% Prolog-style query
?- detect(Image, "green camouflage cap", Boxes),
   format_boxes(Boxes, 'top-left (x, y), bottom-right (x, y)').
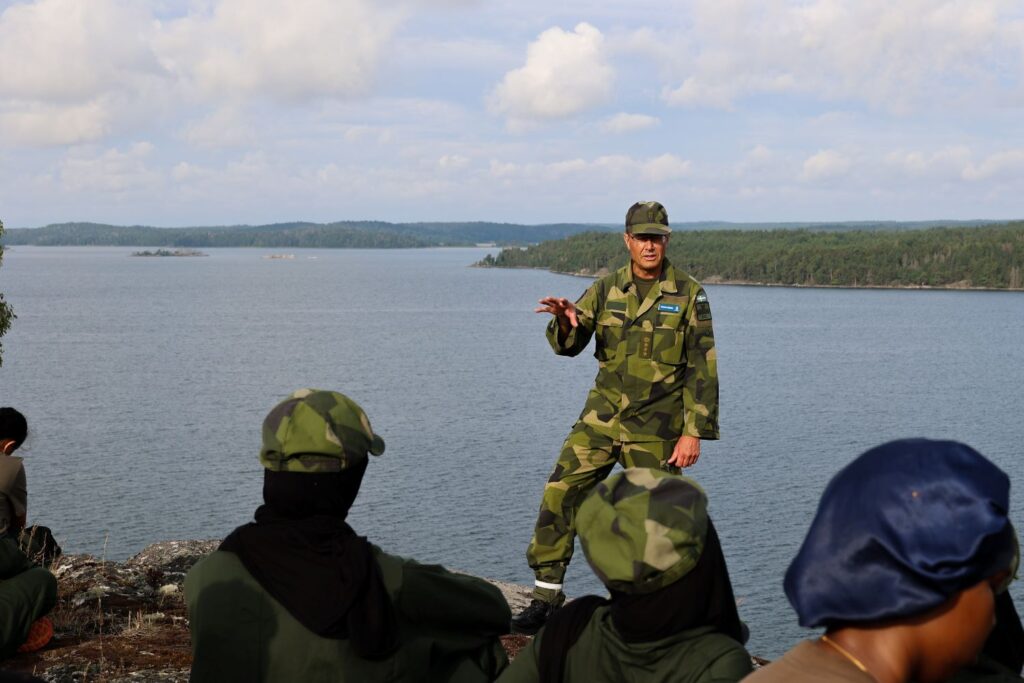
top-left (259, 388), bottom-right (385, 473)
top-left (577, 468), bottom-right (708, 595)
top-left (625, 201), bottom-right (671, 236)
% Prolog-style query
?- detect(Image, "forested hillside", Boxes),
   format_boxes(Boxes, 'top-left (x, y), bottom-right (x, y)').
top-left (3, 219), bottom-right (1009, 249)
top-left (480, 224), bottom-right (1024, 290)
top-left (0, 221), bottom-right (617, 247)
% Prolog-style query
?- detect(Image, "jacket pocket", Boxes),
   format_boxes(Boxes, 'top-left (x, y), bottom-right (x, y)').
top-left (594, 312), bottom-right (625, 362)
top-left (653, 326), bottom-right (685, 365)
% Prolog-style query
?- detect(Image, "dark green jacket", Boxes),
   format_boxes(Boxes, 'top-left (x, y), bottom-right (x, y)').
top-left (497, 606), bottom-right (751, 683)
top-left (548, 260), bottom-right (719, 442)
top-left (185, 548), bottom-right (510, 682)
top-left (0, 536), bottom-right (56, 659)
top-left (943, 655), bottom-right (1024, 682)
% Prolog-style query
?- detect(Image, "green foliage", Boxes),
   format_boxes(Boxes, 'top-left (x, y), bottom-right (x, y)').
top-left (481, 224), bottom-right (1024, 290)
top-left (0, 220), bottom-right (14, 366)
top-left (0, 221), bottom-right (617, 248)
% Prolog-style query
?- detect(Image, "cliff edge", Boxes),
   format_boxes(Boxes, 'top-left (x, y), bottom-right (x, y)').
top-left (3, 541), bottom-right (534, 682)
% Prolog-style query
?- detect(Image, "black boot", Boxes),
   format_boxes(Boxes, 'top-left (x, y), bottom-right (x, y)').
top-left (511, 598), bottom-right (563, 635)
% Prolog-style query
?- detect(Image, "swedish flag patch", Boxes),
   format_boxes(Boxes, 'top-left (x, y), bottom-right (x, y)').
top-left (695, 290), bottom-right (712, 321)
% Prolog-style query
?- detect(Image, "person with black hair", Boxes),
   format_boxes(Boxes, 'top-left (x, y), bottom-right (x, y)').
top-left (0, 407), bottom-right (57, 658)
top-left (0, 407), bottom-right (28, 538)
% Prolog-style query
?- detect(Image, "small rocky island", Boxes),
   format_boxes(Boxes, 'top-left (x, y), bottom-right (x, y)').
top-left (130, 249), bottom-right (207, 257)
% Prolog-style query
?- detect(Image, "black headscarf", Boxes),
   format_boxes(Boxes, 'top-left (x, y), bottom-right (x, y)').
top-left (610, 519), bottom-right (745, 643)
top-left (219, 462), bottom-right (399, 659)
top-left (983, 590), bottom-right (1024, 674)
top-left (539, 518), bottom-right (746, 683)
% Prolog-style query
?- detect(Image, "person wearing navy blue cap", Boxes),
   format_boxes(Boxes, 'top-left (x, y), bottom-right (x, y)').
top-left (746, 439), bottom-right (1019, 683)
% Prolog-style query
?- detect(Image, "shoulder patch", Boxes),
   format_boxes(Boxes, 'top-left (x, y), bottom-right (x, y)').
top-left (694, 290), bottom-right (712, 321)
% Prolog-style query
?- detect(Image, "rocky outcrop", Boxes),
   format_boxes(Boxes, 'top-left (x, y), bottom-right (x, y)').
top-left (4, 541), bottom-right (534, 682)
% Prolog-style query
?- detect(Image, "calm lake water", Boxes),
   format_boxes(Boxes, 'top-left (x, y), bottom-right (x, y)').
top-left (1, 246), bottom-right (1022, 657)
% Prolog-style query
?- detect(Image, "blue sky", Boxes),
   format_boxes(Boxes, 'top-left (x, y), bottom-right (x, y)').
top-left (1, 0), bottom-right (1023, 227)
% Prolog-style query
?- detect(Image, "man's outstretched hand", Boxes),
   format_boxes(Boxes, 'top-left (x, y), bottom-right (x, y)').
top-left (535, 296), bottom-right (579, 335)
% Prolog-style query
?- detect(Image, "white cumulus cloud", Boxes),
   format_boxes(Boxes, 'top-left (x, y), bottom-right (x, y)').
top-left (181, 107), bottom-right (257, 149)
top-left (885, 146), bottom-right (972, 178)
top-left (486, 153), bottom-right (691, 184)
top-left (0, 0), bottom-right (162, 102)
top-left (58, 143), bottom-right (162, 193)
top-left (438, 154), bottom-right (470, 170)
top-left (600, 112), bottom-right (660, 134)
top-left (659, 0), bottom-right (1024, 113)
top-left (0, 0), bottom-right (404, 147)
top-left (800, 149), bottom-right (851, 181)
top-left (488, 22), bottom-right (613, 125)
top-left (156, 0), bottom-right (403, 103)
top-left (0, 100), bottom-right (112, 147)
top-left (962, 149), bottom-right (1024, 181)
top-left (642, 153), bottom-right (692, 181)
top-left (0, 0), bottom-right (167, 146)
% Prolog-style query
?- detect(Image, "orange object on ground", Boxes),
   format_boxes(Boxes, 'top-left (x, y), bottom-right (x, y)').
top-left (17, 616), bottom-right (53, 653)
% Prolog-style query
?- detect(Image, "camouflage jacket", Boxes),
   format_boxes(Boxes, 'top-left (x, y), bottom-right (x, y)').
top-left (547, 260), bottom-right (719, 442)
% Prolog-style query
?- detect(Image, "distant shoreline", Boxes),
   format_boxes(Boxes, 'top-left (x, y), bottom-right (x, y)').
top-left (5, 244), bottom-right (498, 250)
top-left (487, 265), bottom-right (1024, 293)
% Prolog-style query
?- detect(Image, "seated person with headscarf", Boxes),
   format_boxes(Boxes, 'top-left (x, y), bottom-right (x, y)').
top-left (746, 439), bottom-right (1019, 683)
top-left (185, 389), bottom-right (511, 682)
top-left (498, 467), bottom-right (753, 683)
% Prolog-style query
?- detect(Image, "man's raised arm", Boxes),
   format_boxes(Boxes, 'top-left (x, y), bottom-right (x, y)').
top-left (537, 285), bottom-right (598, 357)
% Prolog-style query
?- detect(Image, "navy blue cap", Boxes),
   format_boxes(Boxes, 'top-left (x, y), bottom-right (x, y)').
top-left (785, 438), bottom-right (1016, 628)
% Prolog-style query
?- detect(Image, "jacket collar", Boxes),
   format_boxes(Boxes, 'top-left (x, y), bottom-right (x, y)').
top-left (618, 258), bottom-right (678, 295)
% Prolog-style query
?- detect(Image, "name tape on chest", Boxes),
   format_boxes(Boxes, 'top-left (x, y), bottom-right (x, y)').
top-left (657, 303), bottom-right (681, 313)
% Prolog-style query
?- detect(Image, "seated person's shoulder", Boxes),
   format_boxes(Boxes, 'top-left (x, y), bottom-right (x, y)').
top-left (691, 630), bottom-right (754, 680)
top-left (185, 549), bottom-right (253, 596)
top-left (381, 549), bottom-right (510, 630)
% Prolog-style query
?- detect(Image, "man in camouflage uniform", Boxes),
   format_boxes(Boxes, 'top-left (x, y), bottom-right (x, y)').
top-left (512, 201), bottom-right (719, 634)
top-left (186, 389), bottom-right (510, 682)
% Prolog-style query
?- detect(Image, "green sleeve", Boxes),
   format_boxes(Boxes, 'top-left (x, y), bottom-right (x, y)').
top-left (11, 465), bottom-right (26, 520)
top-left (682, 287), bottom-right (720, 439)
top-left (702, 647), bottom-right (754, 682)
top-left (397, 559), bottom-right (511, 635)
top-left (395, 558), bottom-right (511, 681)
top-left (942, 654), bottom-right (1024, 682)
top-left (495, 631), bottom-right (541, 683)
top-left (546, 281), bottom-right (600, 357)
top-left (0, 536), bottom-right (34, 579)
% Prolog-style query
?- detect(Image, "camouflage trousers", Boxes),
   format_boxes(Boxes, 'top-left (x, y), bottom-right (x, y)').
top-left (525, 424), bottom-right (680, 601)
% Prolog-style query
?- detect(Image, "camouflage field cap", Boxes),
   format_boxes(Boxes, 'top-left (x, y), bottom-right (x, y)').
top-left (625, 201), bottom-right (671, 236)
top-left (259, 388), bottom-right (385, 473)
top-left (577, 468), bottom-right (708, 595)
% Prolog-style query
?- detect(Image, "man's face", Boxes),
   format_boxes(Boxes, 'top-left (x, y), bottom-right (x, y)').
top-left (623, 231), bottom-right (668, 277)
